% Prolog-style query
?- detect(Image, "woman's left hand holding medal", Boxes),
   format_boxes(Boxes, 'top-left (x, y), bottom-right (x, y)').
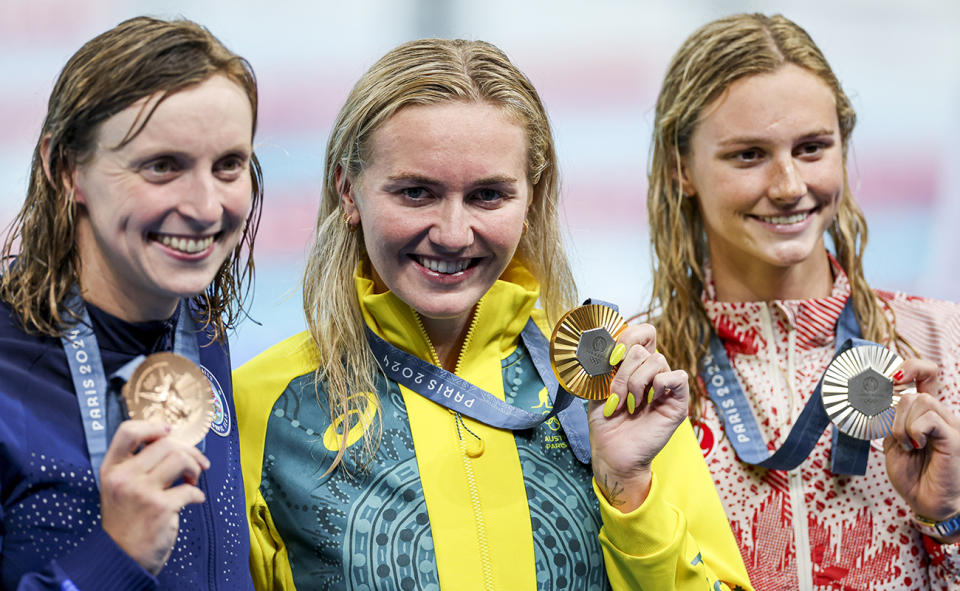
top-left (588, 323), bottom-right (689, 513)
top-left (883, 358), bottom-right (960, 543)
top-left (99, 420), bottom-right (211, 575)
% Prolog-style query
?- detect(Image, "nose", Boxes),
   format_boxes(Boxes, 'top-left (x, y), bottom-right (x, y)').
top-left (428, 199), bottom-right (474, 252)
top-left (768, 157), bottom-right (806, 203)
top-left (177, 171), bottom-right (223, 226)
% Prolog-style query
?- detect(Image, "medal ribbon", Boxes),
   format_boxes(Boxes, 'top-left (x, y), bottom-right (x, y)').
top-left (700, 299), bottom-right (873, 475)
top-left (366, 317), bottom-right (592, 463)
top-left (60, 294), bottom-right (200, 488)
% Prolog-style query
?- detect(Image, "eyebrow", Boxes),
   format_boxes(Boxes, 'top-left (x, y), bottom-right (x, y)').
top-left (386, 173), bottom-right (521, 187)
top-left (718, 128), bottom-right (837, 147)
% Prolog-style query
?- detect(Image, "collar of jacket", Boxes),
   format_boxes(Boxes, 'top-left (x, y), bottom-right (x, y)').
top-left (702, 251), bottom-right (852, 353)
top-left (353, 257), bottom-right (544, 589)
top-left (354, 258), bottom-right (542, 369)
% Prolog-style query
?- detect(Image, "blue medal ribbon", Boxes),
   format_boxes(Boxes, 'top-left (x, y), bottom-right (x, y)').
top-left (700, 299), bottom-right (873, 475)
top-left (60, 294), bottom-right (201, 487)
top-left (366, 317), bottom-right (592, 463)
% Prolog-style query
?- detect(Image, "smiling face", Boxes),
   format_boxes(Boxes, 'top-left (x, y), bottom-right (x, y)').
top-left (343, 101), bottom-right (530, 343)
top-left (71, 74), bottom-right (253, 321)
top-left (681, 64), bottom-right (845, 299)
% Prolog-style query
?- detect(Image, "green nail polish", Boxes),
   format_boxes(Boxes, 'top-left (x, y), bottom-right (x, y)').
top-left (627, 392), bottom-right (636, 414)
top-left (647, 386), bottom-right (655, 404)
top-left (608, 343), bottom-right (626, 366)
top-left (603, 393), bottom-right (620, 418)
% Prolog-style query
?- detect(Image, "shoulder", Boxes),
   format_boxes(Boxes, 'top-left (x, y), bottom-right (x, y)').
top-left (233, 331), bottom-right (319, 436)
top-left (530, 307), bottom-right (550, 337)
top-left (0, 298), bottom-right (61, 381)
top-left (875, 289), bottom-right (960, 358)
top-left (233, 331), bottom-right (320, 506)
top-left (234, 331), bottom-right (319, 397)
top-left (876, 289), bottom-right (960, 319)
top-left (0, 298), bottom-right (31, 345)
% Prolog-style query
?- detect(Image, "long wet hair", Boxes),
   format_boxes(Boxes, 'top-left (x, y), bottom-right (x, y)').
top-left (0, 16), bottom-right (263, 341)
top-left (646, 13), bottom-right (908, 414)
top-left (304, 38), bottom-right (577, 470)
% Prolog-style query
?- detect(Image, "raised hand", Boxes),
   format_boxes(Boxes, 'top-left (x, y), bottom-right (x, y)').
top-left (884, 358), bottom-right (960, 542)
top-left (99, 420), bottom-right (210, 574)
top-left (588, 323), bottom-right (689, 513)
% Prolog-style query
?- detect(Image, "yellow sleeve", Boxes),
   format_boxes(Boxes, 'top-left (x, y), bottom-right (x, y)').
top-left (234, 331), bottom-right (319, 591)
top-left (596, 420), bottom-right (753, 590)
top-left (248, 489), bottom-right (297, 590)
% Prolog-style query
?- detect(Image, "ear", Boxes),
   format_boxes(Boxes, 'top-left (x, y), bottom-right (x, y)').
top-left (674, 156), bottom-right (696, 198)
top-left (41, 135), bottom-right (83, 204)
top-left (335, 165), bottom-right (359, 223)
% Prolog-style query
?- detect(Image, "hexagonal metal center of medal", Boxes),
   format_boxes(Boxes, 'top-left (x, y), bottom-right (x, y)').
top-left (575, 327), bottom-right (615, 377)
top-left (847, 367), bottom-right (893, 417)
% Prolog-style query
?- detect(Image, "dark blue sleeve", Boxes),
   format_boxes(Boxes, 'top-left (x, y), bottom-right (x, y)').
top-left (8, 517), bottom-right (157, 590)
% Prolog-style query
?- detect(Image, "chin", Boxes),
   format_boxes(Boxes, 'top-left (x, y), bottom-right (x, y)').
top-left (155, 276), bottom-right (218, 300)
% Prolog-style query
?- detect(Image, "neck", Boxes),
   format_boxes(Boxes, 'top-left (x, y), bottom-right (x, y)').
top-left (420, 309), bottom-right (475, 372)
top-left (79, 281), bottom-right (179, 323)
top-left (78, 265), bottom-right (179, 325)
top-left (710, 249), bottom-right (834, 302)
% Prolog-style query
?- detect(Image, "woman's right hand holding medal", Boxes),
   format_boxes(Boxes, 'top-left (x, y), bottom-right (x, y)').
top-left (884, 359), bottom-right (960, 543)
top-left (587, 323), bottom-right (690, 513)
top-left (98, 420), bottom-right (210, 575)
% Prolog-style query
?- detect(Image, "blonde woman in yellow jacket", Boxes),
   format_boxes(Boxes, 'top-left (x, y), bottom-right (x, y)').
top-left (235, 38), bottom-right (752, 591)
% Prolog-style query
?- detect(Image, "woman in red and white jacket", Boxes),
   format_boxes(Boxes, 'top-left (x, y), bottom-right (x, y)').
top-left (645, 13), bottom-right (960, 590)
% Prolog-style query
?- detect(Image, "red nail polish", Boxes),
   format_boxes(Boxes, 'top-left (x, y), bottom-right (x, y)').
top-left (893, 370), bottom-right (904, 382)
top-left (911, 438), bottom-right (921, 449)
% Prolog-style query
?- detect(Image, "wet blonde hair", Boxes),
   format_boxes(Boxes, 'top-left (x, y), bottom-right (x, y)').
top-left (0, 16), bottom-right (262, 340)
top-left (647, 13), bottom-right (908, 413)
top-left (303, 38), bottom-right (576, 470)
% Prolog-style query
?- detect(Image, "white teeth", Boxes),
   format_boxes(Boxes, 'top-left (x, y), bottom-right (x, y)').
top-left (158, 234), bottom-right (214, 254)
top-left (758, 212), bottom-right (809, 225)
top-left (419, 256), bottom-right (470, 274)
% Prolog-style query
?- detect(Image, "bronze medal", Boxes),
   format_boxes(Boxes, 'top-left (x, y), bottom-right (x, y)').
top-left (122, 352), bottom-right (213, 446)
top-left (549, 304), bottom-right (628, 400)
top-left (821, 345), bottom-right (914, 440)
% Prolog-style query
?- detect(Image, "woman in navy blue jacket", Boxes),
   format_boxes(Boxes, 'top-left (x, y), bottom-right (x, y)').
top-left (0, 17), bottom-right (261, 590)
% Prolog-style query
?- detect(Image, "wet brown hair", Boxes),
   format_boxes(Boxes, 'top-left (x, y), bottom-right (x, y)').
top-left (646, 13), bottom-right (908, 414)
top-left (0, 16), bottom-right (262, 340)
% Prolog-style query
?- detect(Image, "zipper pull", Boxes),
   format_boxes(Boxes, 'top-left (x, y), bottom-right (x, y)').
top-left (455, 412), bottom-right (484, 457)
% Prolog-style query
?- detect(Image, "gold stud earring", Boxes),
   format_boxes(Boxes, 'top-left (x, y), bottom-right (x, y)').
top-left (522, 219), bottom-right (529, 235)
top-left (343, 212), bottom-right (357, 232)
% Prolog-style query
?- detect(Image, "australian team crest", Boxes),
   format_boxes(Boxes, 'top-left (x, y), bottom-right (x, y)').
top-left (200, 365), bottom-right (231, 437)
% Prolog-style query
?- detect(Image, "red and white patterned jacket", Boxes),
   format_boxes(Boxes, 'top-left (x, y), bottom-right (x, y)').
top-left (697, 261), bottom-right (960, 590)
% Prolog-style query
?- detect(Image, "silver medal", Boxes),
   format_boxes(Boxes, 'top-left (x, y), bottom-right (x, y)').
top-left (821, 345), bottom-right (914, 440)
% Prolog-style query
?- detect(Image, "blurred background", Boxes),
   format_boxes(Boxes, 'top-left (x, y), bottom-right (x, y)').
top-left (2, 0), bottom-right (958, 366)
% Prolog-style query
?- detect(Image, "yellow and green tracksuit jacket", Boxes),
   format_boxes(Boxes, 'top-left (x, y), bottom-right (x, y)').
top-left (235, 261), bottom-right (752, 590)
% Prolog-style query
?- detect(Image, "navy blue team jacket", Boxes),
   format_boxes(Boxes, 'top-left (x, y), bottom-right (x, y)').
top-left (0, 298), bottom-right (253, 590)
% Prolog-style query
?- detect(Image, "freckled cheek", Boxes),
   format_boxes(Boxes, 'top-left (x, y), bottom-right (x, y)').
top-left (806, 174), bottom-right (844, 204)
top-left (696, 191), bottom-right (745, 229)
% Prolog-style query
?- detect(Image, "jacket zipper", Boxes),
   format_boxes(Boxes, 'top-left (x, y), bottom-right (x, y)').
top-left (762, 304), bottom-right (813, 589)
top-left (200, 473), bottom-right (218, 591)
top-left (411, 301), bottom-right (495, 590)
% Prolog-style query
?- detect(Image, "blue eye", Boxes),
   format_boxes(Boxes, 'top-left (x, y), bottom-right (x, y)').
top-left (476, 189), bottom-right (502, 202)
top-left (401, 187), bottom-right (428, 199)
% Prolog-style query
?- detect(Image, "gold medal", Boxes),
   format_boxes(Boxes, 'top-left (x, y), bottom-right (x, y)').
top-left (122, 352), bottom-right (214, 446)
top-left (821, 345), bottom-right (914, 440)
top-left (549, 304), bottom-right (628, 400)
